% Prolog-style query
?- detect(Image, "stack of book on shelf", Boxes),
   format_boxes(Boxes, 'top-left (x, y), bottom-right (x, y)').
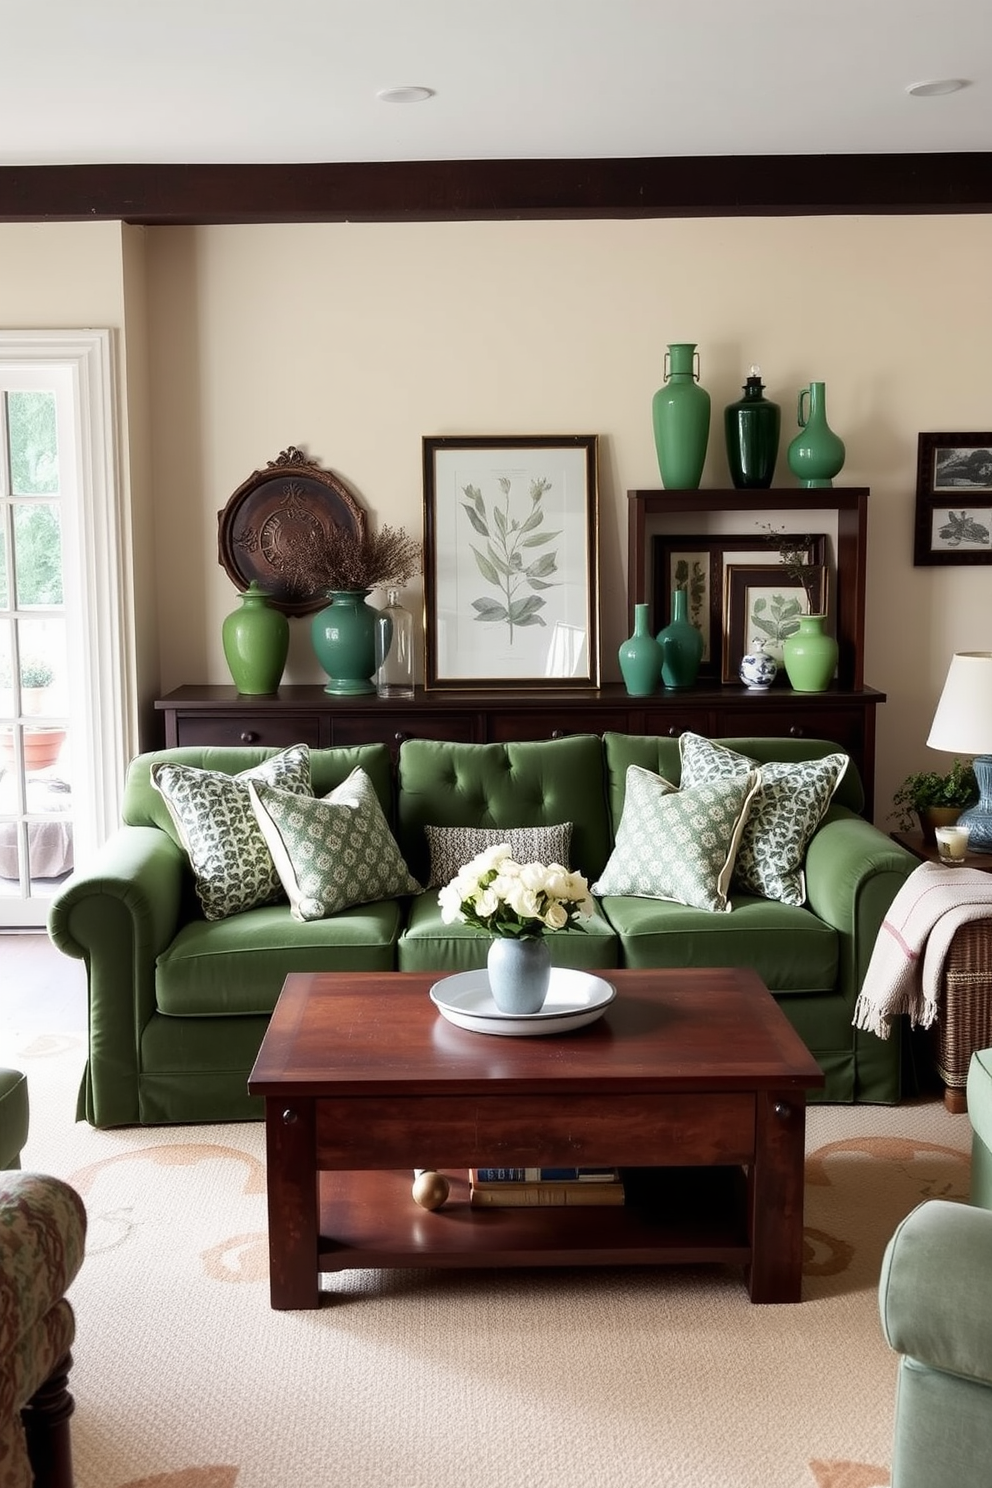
top-left (468, 1166), bottom-right (625, 1207)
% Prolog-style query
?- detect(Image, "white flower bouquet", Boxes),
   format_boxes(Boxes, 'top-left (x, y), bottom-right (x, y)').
top-left (438, 842), bottom-right (595, 938)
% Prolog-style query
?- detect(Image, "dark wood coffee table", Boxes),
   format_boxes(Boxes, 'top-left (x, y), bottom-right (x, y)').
top-left (248, 966), bottom-right (824, 1309)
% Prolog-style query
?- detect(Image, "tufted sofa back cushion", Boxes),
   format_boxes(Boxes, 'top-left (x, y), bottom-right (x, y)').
top-left (122, 743), bottom-right (394, 846)
top-left (396, 734), bottom-right (612, 887)
top-left (602, 732), bottom-right (865, 830)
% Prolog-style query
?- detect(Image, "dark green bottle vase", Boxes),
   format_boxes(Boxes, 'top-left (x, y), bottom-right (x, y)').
top-left (618, 603), bottom-right (663, 696)
top-left (221, 580), bottom-right (289, 695)
top-left (311, 589), bottom-right (378, 695)
top-left (656, 588), bottom-right (704, 690)
top-left (652, 342), bottom-right (711, 489)
top-left (724, 368), bottom-right (780, 489)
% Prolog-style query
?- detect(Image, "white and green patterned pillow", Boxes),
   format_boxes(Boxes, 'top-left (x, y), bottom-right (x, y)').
top-left (249, 766), bottom-right (422, 922)
top-left (590, 764), bottom-right (760, 913)
top-left (425, 823), bottom-right (573, 889)
top-left (678, 732), bottom-right (849, 907)
top-left (151, 744), bottom-right (312, 921)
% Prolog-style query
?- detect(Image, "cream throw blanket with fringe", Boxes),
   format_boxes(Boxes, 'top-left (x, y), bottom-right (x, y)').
top-left (853, 860), bottom-right (992, 1038)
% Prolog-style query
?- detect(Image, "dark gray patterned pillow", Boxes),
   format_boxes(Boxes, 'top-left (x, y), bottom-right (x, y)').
top-left (249, 767), bottom-right (421, 921)
top-left (150, 745), bottom-right (311, 920)
top-left (425, 823), bottom-right (573, 889)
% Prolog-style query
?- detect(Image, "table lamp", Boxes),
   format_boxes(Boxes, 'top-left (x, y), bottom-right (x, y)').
top-left (927, 651), bottom-right (992, 852)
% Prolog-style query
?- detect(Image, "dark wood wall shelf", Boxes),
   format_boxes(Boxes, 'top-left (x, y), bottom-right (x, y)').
top-left (155, 680), bottom-right (885, 816)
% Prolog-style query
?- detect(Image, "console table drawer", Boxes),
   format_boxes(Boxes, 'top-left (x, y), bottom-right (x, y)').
top-left (329, 713), bottom-right (477, 748)
top-left (172, 714), bottom-right (322, 748)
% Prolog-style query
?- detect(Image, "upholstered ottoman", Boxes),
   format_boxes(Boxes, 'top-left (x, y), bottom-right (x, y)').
top-left (967, 1048), bottom-right (992, 1209)
top-left (0, 1072), bottom-right (29, 1171)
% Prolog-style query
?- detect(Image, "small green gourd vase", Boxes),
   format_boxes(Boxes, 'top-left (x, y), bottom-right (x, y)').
top-left (652, 342), bottom-right (711, 489)
top-left (618, 603), bottom-right (663, 696)
top-left (657, 588), bottom-right (704, 690)
top-left (221, 581), bottom-right (289, 695)
top-left (782, 614), bottom-right (838, 693)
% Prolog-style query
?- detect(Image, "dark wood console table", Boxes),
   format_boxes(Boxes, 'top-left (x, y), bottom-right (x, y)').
top-left (156, 681), bottom-right (885, 816)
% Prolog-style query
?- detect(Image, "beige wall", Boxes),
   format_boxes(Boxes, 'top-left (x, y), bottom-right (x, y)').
top-left (5, 215), bottom-right (992, 825)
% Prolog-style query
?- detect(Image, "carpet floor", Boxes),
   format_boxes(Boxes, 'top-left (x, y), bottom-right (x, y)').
top-left (13, 1028), bottom-right (972, 1488)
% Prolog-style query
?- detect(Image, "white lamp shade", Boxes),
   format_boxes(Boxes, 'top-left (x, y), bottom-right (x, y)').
top-left (927, 652), bottom-right (992, 754)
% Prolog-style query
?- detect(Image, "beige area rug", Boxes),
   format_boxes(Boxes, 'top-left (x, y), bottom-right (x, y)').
top-left (12, 1029), bottom-right (972, 1488)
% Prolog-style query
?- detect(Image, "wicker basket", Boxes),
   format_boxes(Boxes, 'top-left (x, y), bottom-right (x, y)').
top-left (931, 919), bottom-right (992, 1092)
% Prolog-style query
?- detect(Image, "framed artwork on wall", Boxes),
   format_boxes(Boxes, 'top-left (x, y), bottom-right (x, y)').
top-left (653, 533), bottom-right (826, 680)
top-left (422, 434), bottom-right (600, 690)
top-left (914, 432), bottom-right (992, 565)
top-left (723, 562), bottom-right (826, 683)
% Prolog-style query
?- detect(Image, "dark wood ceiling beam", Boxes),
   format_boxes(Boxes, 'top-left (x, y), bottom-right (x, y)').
top-left (0, 153), bottom-right (990, 224)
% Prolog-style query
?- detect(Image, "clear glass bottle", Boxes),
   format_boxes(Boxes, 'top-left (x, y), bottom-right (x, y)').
top-left (374, 589), bottom-right (416, 698)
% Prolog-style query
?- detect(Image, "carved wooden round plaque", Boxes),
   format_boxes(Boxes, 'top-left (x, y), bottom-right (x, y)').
top-left (217, 447), bottom-right (367, 616)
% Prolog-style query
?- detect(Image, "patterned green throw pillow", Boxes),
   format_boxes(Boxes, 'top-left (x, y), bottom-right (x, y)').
top-left (150, 744), bottom-right (312, 921)
top-left (591, 764), bottom-right (760, 913)
top-left (678, 732), bottom-right (849, 907)
top-left (249, 767), bottom-right (422, 922)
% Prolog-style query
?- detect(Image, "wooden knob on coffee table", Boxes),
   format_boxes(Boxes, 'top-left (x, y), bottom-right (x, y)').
top-left (412, 1169), bottom-right (450, 1210)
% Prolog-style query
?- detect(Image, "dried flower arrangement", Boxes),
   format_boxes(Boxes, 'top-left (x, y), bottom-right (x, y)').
top-left (759, 524), bottom-right (822, 613)
top-left (285, 522), bottom-right (421, 596)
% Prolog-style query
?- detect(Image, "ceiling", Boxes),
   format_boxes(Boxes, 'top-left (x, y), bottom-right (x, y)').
top-left (2, 0), bottom-right (990, 168)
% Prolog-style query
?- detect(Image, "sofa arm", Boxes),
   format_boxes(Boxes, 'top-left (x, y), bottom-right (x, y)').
top-left (0, 1173), bottom-right (86, 1361)
top-left (803, 810), bottom-right (918, 1007)
top-left (47, 826), bottom-right (186, 1127)
top-left (880, 1199), bottom-right (992, 1387)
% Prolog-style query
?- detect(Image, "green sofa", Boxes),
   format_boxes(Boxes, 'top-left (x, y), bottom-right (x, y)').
top-left (48, 732), bottom-right (917, 1127)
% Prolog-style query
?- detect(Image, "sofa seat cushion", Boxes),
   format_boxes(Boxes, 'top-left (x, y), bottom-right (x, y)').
top-left (398, 891), bottom-right (619, 974)
top-left (598, 893), bottom-right (838, 992)
top-left (155, 900), bottom-right (403, 1016)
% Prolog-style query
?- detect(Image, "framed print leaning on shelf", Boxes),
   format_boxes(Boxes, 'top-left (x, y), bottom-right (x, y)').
top-left (914, 432), bottom-right (992, 565)
top-left (423, 434), bottom-right (600, 689)
top-left (653, 533), bottom-right (826, 680)
top-left (723, 562), bottom-right (826, 683)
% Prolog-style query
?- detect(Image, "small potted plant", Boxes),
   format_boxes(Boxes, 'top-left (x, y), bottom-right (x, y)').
top-left (889, 758), bottom-right (979, 844)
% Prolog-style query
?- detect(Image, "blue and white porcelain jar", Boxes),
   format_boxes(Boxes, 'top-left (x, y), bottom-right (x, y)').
top-left (739, 642), bottom-right (778, 691)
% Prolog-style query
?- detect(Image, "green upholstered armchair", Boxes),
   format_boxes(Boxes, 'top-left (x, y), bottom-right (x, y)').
top-left (879, 1197), bottom-right (992, 1488)
top-left (0, 1070), bottom-right (87, 1488)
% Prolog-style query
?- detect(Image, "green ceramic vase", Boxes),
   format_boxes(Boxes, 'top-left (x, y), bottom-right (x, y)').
top-left (724, 367), bottom-right (780, 489)
top-left (311, 589), bottom-right (378, 695)
top-left (786, 381), bottom-right (845, 488)
top-left (782, 614), bottom-right (838, 693)
top-left (657, 588), bottom-right (704, 690)
top-left (221, 580), bottom-right (289, 695)
top-left (652, 342), bottom-right (711, 489)
top-left (618, 603), bottom-right (663, 696)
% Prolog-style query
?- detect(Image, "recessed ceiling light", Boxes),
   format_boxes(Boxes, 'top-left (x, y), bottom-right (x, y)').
top-left (906, 78), bottom-right (970, 97)
top-left (376, 86), bottom-right (434, 105)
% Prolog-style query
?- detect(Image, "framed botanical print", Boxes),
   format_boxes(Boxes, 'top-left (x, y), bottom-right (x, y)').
top-left (914, 432), bottom-right (992, 565)
top-left (423, 434), bottom-right (600, 689)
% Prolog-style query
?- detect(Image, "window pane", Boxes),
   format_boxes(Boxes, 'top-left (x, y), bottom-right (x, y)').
top-left (0, 524), bottom-right (7, 609)
top-left (0, 619), bottom-right (11, 718)
top-left (18, 617), bottom-right (67, 716)
top-left (7, 391), bottom-right (60, 495)
top-left (13, 502), bottom-right (63, 606)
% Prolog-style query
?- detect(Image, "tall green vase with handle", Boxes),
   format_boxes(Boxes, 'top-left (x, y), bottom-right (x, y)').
top-left (787, 381), bottom-right (845, 488)
top-left (652, 342), bottom-right (711, 489)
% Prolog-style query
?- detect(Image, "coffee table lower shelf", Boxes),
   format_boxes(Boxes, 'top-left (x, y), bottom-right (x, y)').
top-left (316, 1167), bottom-right (751, 1276)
